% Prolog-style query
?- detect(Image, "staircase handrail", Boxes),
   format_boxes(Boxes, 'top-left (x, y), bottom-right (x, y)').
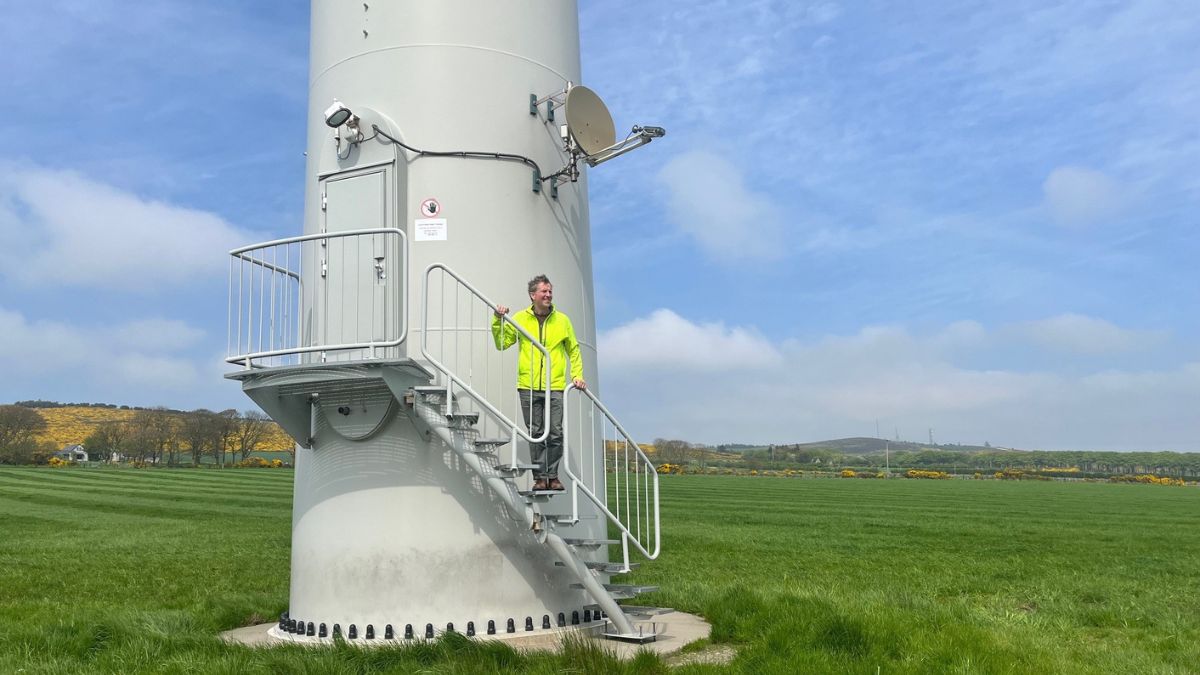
top-left (420, 263), bottom-right (550, 444)
top-left (561, 383), bottom-right (661, 561)
top-left (227, 227), bottom-right (409, 368)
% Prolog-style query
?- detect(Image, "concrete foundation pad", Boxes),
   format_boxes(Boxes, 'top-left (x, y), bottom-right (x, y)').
top-left (221, 610), bottom-right (712, 661)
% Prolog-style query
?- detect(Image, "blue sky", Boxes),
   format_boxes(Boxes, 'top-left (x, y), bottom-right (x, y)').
top-left (1, 1), bottom-right (1197, 451)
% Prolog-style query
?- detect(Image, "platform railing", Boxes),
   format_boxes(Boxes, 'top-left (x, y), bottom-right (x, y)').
top-left (227, 228), bottom-right (408, 369)
top-left (420, 264), bottom-right (550, 460)
top-left (562, 380), bottom-right (660, 566)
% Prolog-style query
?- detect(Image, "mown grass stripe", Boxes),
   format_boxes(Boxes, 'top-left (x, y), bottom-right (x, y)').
top-left (0, 484), bottom-right (287, 523)
top-left (0, 472), bottom-right (293, 504)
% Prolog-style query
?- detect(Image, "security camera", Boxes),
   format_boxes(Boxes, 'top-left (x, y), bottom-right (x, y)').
top-left (324, 100), bottom-right (355, 128)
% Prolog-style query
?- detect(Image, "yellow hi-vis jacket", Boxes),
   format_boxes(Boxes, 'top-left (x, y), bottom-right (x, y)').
top-left (491, 305), bottom-right (584, 390)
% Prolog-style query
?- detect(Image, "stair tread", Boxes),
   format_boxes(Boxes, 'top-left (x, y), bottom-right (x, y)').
top-left (562, 537), bottom-right (619, 546)
top-left (472, 438), bottom-right (512, 446)
top-left (554, 561), bottom-right (639, 570)
top-left (495, 463), bottom-right (540, 471)
top-left (604, 584), bottom-right (659, 592)
top-left (571, 583), bottom-right (659, 591)
top-left (516, 491), bottom-right (552, 501)
top-left (617, 605), bottom-right (674, 617)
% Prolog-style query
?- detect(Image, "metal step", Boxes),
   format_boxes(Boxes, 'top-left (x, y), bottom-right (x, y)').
top-left (555, 561), bottom-right (638, 572)
top-left (569, 583), bottom-right (657, 599)
top-left (561, 538), bottom-right (618, 548)
top-left (605, 584), bottom-right (659, 595)
top-left (604, 626), bottom-right (659, 644)
top-left (446, 408), bottom-right (477, 422)
top-left (494, 462), bottom-right (540, 473)
top-left (472, 438), bottom-right (511, 448)
top-left (411, 386), bottom-right (451, 404)
top-left (617, 605), bottom-right (674, 618)
top-left (545, 513), bottom-right (599, 523)
top-left (516, 490), bottom-right (552, 502)
top-left (572, 583), bottom-right (658, 600)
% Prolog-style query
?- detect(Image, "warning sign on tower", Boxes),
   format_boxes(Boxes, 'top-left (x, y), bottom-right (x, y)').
top-left (419, 198), bottom-right (441, 217)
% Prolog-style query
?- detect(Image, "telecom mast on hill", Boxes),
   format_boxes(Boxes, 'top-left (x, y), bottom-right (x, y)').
top-left (225, 1), bottom-right (666, 643)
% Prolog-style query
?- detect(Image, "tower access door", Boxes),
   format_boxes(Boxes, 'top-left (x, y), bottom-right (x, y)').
top-left (317, 165), bottom-right (404, 361)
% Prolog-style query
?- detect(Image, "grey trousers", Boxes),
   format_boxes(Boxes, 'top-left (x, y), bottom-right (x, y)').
top-left (519, 389), bottom-right (563, 479)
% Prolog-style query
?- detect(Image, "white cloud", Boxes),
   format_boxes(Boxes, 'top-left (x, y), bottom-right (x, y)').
top-left (599, 309), bottom-right (781, 371)
top-left (1015, 313), bottom-right (1158, 355)
top-left (111, 319), bottom-right (207, 351)
top-left (657, 151), bottom-right (786, 261)
top-left (1042, 166), bottom-right (1125, 227)
top-left (0, 306), bottom-right (230, 408)
top-left (594, 309), bottom-right (1198, 451)
top-left (0, 165), bottom-right (255, 290)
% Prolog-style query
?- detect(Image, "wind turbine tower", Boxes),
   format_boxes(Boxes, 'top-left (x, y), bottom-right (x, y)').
top-left (225, 0), bottom-right (666, 643)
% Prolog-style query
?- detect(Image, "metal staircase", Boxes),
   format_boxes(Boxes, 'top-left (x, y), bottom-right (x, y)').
top-left (225, 240), bottom-right (664, 641)
top-left (419, 264), bottom-right (664, 642)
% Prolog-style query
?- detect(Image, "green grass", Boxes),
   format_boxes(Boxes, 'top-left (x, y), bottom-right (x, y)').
top-left (1, 469), bottom-right (1197, 673)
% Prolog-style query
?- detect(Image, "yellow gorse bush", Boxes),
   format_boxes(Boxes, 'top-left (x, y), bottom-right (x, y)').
top-left (1110, 474), bottom-right (1186, 486)
top-left (906, 469), bottom-right (951, 480)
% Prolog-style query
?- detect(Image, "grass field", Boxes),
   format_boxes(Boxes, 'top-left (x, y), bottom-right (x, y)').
top-left (1, 468), bottom-right (1197, 673)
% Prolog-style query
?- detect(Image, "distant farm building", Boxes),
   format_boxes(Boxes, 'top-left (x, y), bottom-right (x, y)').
top-left (55, 444), bottom-right (88, 462)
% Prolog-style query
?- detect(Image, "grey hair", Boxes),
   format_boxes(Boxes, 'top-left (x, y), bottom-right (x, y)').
top-left (527, 274), bottom-right (551, 295)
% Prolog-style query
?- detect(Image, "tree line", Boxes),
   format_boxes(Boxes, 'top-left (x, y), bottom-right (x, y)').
top-left (0, 404), bottom-right (284, 467)
top-left (650, 437), bottom-right (1200, 478)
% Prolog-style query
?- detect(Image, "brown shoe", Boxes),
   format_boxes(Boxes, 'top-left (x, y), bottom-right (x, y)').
top-left (532, 478), bottom-right (549, 491)
top-left (548, 478), bottom-right (565, 491)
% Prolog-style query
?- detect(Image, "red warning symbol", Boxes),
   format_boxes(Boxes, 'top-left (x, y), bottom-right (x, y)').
top-left (420, 198), bottom-right (441, 217)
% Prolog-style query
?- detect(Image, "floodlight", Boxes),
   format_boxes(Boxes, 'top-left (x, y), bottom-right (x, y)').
top-left (324, 100), bottom-right (354, 128)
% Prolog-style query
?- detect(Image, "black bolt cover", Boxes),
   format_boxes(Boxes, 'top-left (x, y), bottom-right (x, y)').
top-left (296, 621), bottom-right (305, 635)
top-left (572, 611), bottom-right (580, 625)
top-left (366, 625), bottom-right (375, 639)
top-left (584, 609), bottom-right (592, 622)
top-left (404, 624), bottom-right (414, 639)
top-left (487, 620), bottom-right (496, 635)
top-left (446, 622), bottom-right (455, 633)
top-left (306, 622), bottom-right (315, 637)
top-left (557, 612), bottom-right (566, 627)
top-left (506, 618), bottom-right (515, 633)
top-left (385, 624), bottom-right (394, 640)
top-left (466, 621), bottom-right (475, 637)
top-left (333, 623), bottom-right (341, 637)
top-left (425, 623), bottom-right (434, 639)
top-left (319, 623), bottom-right (328, 638)
top-left (542, 615), bottom-right (551, 629)
top-left (348, 624), bottom-right (358, 639)
top-left (525, 616), bottom-right (534, 631)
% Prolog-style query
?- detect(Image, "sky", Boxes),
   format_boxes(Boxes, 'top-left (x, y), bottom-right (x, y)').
top-left (1, 1), bottom-right (1197, 451)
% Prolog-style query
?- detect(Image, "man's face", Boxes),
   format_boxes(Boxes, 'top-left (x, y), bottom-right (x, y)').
top-left (530, 282), bottom-right (553, 312)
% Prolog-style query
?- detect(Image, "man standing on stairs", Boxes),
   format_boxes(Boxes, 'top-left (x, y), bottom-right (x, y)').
top-left (492, 274), bottom-right (586, 492)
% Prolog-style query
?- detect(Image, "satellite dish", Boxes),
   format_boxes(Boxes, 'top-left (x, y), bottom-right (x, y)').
top-left (564, 85), bottom-right (616, 157)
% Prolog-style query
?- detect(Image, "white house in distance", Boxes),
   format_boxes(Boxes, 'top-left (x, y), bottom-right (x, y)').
top-left (55, 444), bottom-right (88, 462)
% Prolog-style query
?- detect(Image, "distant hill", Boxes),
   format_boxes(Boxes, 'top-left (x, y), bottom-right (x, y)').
top-left (29, 406), bottom-right (294, 451)
top-left (787, 437), bottom-right (1001, 455)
